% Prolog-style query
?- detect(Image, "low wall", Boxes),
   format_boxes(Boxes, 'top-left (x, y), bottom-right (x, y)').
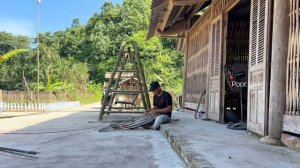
top-left (0, 101), bottom-right (80, 112)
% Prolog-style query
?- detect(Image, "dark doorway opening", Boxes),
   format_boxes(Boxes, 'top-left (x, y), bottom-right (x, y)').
top-left (223, 0), bottom-right (250, 127)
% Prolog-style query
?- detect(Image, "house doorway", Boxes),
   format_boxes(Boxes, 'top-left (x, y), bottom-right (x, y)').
top-left (222, 0), bottom-right (250, 129)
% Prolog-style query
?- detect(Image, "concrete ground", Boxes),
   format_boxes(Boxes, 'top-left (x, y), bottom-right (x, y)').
top-left (2, 103), bottom-right (300, 168)
top-left (161, 111), bottom-right (300, 168)
top-left (0, 104), bottom-right (184, 168)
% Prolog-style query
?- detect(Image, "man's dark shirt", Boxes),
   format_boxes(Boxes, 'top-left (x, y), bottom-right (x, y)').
top-left (153, 91), bottom-right (173, 117)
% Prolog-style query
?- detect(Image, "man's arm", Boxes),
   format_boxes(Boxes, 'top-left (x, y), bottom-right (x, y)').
top-left (144, 107), bottom-right (157, 114)
top-left (149, 105), bottom-right (172, 116)
top-left (145, 95), bottom-right (158, 114)
top-left (155, 106), bottom-right (172, 113)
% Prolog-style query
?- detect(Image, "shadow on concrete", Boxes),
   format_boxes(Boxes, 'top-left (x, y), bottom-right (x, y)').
top-left (0, 105), bottom-right (183, 168)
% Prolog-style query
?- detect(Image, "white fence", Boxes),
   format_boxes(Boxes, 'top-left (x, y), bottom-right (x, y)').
top-left (0, 101), bottom-right (80, 112)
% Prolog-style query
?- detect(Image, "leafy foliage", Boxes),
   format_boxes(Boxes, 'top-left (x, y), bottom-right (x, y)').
top-left (0, 49), bottom-right (29, 63)
top-left (0, 0), bottom-right (183, 103)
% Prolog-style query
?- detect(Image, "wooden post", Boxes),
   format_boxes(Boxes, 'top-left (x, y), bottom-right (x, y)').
top-left (0, 89), bottom-right (2, 102)
top-left (182, 16), bottom-right (192, 109)
top-left (133, 57), bottom-right (147, 110)
top-left (135, 44), bottom-right (151, 109)
top-left (260, 0), bottom-right (289, 144)
top-left (182, 30), bottom-right (188, 109)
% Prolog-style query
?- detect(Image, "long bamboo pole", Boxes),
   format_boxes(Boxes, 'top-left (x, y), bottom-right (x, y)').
top-left (295, 0), bottom-right (300, 116)
top-left (287, 0), bottom-right (293, 115)
top-left (37, 0), bottom-right (40, 104)
top-left (98, 43), bottom-right (125, 120)
top-left (133, 58), bottom-right (147, 110)
top-left (291, 0), bottom-right (297, 115)
top-left (134, 44), bottom-right (151, 109)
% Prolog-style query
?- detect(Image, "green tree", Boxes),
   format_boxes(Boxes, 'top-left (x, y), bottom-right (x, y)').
top-left (0, 0), bottom-right (184, 103)
top-left (0, 32), bottom-right (32, 90)
top-left (0, 49), bottom-right (29, 63)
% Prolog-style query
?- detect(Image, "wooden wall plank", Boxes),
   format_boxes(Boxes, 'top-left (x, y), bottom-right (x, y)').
top-left (283, 115), bottom-right (300, 134)
top-left (184, 12), bottom-right (211, 104)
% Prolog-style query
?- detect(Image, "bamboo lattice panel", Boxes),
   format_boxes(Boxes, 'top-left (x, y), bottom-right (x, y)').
top-left (286, 0), bottom-right (300, 116)
top-left (185, 14), bottom-right (211, 103)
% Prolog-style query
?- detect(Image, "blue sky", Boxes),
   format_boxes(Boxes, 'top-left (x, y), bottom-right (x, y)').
top-left (0, 0), bottom-right (123, 37)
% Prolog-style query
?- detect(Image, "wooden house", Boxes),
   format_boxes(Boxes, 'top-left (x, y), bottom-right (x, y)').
top-left (103, 73), bottom-right (141, 108)
top-left (114, 78), bottom-right (141, 107)
top-left (148, 0), bottom-right (299, 147)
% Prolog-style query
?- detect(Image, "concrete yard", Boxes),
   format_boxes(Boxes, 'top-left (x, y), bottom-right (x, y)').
top-left (0, 104), bottom-right (184, 168)
top-left (2, 103), bottom-right (300, 168)
top-left (161, 112), bottom-right (300, 168)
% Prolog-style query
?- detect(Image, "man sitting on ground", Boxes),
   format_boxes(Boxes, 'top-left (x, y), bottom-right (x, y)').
top-left (144, 81), bottom-right (173, 130)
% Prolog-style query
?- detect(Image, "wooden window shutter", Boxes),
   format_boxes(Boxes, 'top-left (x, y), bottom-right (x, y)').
top-left (250, 0), bottom-right (258, 66)
top-left (257, 0), bottom-right (266, 64)
top-left (208, 17), bottom-right (223, 122)
top-left (250, 0), bottom-right (267, 66)
top-left (211, 25), bottom-right (216, 76)
top-left (247, 0), bottom-right (271, 136)
top-left (215, 20), bottom-right (221, 76)
top-left (211, 19), bottom-right (222, 77)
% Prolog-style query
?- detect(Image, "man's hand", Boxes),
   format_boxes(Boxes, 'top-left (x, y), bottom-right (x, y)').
top-left (149, 109), bottom-right (157, 117)
top-left (144, 109), bottom-right (150, 115)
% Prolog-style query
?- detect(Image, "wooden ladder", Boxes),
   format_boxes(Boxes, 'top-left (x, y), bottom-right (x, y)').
top-left (98, 43), bottom-right (151, 120)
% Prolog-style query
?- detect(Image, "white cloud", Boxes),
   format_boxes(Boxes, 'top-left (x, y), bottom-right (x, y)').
top-left (0, 18), bottom-right (35, 37)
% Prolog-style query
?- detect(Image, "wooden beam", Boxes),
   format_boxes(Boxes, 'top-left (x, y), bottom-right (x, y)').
top-left (224, 0), bottom-right (240, 13)
top-left (158, 0), bottom-right (174, 32)
top-left (186, 5), bottom-right (194, 15)
top-left (158, 27), bottom-right (186, 36)
top-left (152, 4), bottom-right (164, 15)
top-left (176, 33), bottom-right (186, 51)
top-left (283, 115), bottom-right (300, 134)
top-left (160, 35), bottom-right (186, 38)
top-left (173, 0), bottom-right (205, 5)
top-left (190, 3), bottom-right (204, 17)
top-left (151, 0), bottom-right (163, 8)
top-left (158, 20), bottom-right (187, 35)
top-left (166, 6), bottom-right (180, 27)
top-left (173, 5), bottom-right (185, 23)
top-left (188, 6), bottom-right (211, 33)
top-left (147, 4), bottom-right (164, 40)
top-left (105, 72), bottom-right (134, 79)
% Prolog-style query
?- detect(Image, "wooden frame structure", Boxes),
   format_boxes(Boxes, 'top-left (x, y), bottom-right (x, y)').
top-left (99, 44), bottom-right (151, 120)
top-left (148, 0), bottom-right (300, 138)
